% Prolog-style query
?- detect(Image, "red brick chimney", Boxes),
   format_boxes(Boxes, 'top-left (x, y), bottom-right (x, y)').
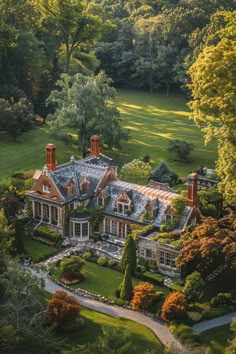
top-left (90, 135), bottom-right (100, 157)
top-left (186, 173), bottom-right (198, 207)
top-left (45, 144), bottom-right (56, 171)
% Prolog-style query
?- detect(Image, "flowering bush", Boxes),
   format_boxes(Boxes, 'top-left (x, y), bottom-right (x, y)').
top-left (161, 292), bottom-right (188, 321)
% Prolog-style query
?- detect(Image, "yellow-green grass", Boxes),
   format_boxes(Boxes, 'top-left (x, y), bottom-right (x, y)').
top-left (0, 89), bottom-right (217, 179)
top-left (112, 89), bottom-right (217, 177)
top-left (60, 307), bottom-right (164, 354)
top-left (200, 324), bottom-right (231, 354)
top-left (23, 234), bottom-right (58, 262)
top-left (52, 260), bottom-right (169, 300)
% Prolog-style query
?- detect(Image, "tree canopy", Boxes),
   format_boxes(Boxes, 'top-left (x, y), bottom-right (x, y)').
top-left (47, 71), bottom-right (128, 157)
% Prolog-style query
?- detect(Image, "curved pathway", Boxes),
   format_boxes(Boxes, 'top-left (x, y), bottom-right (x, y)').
top-left (192, 312), bottom-right (236, 334)
top-left (32, 269), bottom-right (183, 351)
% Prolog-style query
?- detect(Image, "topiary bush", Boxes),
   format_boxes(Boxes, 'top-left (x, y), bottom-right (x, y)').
top-left (97, 256), bottom-right (108, 266)
top-left (82, 251), bottom-right (92, 260)
top-left (114, 298), bottom-right (125, 306)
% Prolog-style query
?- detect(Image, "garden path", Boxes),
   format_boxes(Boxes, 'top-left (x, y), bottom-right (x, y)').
top-left (31, 268), bottom-right (183, 352)
top-left (192, 312), bottom-right (236, 334)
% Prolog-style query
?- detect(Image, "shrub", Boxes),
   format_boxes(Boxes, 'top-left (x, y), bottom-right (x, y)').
top-left (147, 260), bottom-right (157, 271)
top-left (142, 271), bottom-right (164, 286)
top-left (161, 292), bottom-right (188, 321)
top-left (60, 256), bottom-right (84, 274)
top-left (108, 259), bottom-right (116, 268)
top-left (97, 256), bottom-right (108, 266)
top-left (131, 282), bottom-right (156, 311)
top-left (114, 298), bottom-right (125, 306)
top-left (183, 271), bottom-right (205, 301)
top-left (82, 251), bottom-right (92, 260)
top-left (34, 226), bottom-right (61, 243)
top-left (47, 290), bottom-right (81, 329)
top-left (187, 311), bottom-right (203, 322)
top-left (210, 293), bottom-right (233, 308)
top-left (138, 257), bottom-right (146, 266)
top-left (135, 265), bottom-right (146, 273)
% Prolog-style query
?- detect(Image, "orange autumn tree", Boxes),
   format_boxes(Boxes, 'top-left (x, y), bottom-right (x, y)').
top-left (161, 292), bottom-right (187, 321)
top-left (177, 209), bottom-right (236, 275)
top-left (131, 282), bottom-right (155, 311)
top-left (47, 290), bottom-right (81, 329)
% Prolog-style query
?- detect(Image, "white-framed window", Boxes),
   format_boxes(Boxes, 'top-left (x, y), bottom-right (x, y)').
top-left (117, 202), bottom-right (129, 215)
top-left (159, 251), bottom-right (176, 268)
top-left (43, 185), bottom-right (50, 193)
top-left (111, 220), bottom-right (117, 235)
top-left (82, 223), bottom-right (88, 237)
top-left (71, 221), bottom-right (89, 239)
top-left (75, 223), bottom-right (81, 237)
top-left (160, 251), bottom-right (165, 265)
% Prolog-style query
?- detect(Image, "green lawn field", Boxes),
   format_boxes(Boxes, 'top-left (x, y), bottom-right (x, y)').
top-left (200, 324), bottom-right (232, 354)
top-left (52, 259), bottom-right (169, 300)
top-left (112, 89), bottom-right (217, 177)
top-left (0, 89), bottom-right (217, 179)
top-left (23, 233), bottom-right (58, 262)
top-left (60, 307), bottom-right (164, 354)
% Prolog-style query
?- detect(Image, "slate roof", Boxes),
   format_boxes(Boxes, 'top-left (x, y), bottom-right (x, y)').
top-left (50, 160), bottom-right (107, 202)
top-left (103, 180), bottom-right (179, 226)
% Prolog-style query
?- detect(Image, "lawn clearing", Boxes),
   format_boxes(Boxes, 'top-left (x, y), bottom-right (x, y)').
top-left (59, 306), bottom-right (164, 354)
top-left (0, 89), bottom-right (217, 180)
top-left (200, 324), bottom-right (231, 354)
top-left (112, 89), bottom-right (217, 177)
top-left (23, 233), bottom-right (58, 262)
top-left (52, 260), bottom-right (169, 300)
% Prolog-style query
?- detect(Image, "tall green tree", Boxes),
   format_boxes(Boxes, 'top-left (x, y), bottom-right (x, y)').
top-left (0, 98), bottom-right (34, 140)
top-left (33, 0), bottom-right (106, 74)
top-left (188, 34), bottom-right (236, 205)
top-left (120, 264), bottom-right (133, 301)
top-left (47, 71), bottom-right (128, 157)
top-left (121, 235), bottom-right (137, 275)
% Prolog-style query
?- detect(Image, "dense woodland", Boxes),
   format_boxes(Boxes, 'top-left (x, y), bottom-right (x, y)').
top-left (0, 0), bottom-right (235, 108)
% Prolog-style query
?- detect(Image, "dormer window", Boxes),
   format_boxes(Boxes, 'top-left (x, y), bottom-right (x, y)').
top-left (43, 185), bottom-right (50, 193)
top-left (80, 176), bottom-right (90, 195)
top-left (97, 197), bottom-right (104, 206)
top-left (117, 202), bottom-right (129, 215)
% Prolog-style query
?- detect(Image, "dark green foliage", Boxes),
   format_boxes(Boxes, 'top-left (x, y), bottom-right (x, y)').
top-left (168, 140), bottom-right (194, 162)
top-left (0, 98), bottom-right (34, 140)
top-left (210, 293), bottom-right (233, 308)
top-left (34, 226), bottom-right (61, 243)
top-left (198, 189), bottom-right (223, 217)
top-left (150, 162), bottom-right (179, 186)
top-left (183, 271), bottom-right (205, 301)
top-left (13, 219), bottom-right (25, 255)
top-left (60, 256), bottom-right (84, 274)
top-left (121, 235), bottom-right (137, 275)
top-left (120, 264), bottom-right (133, 301)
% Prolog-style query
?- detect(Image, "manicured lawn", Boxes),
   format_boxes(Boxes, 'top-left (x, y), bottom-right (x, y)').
top-left (112, 89), bottom-right (217, 177)
top-left (0, 89), bottom-right (217, 180)
top-left (23, 233), bottom-right (58, 262)
top-left (0, 126), bottom-right (79, 178)
top-left (200, 324), bottom-right (231, 354)
top-left (59, 307), bottom-right (165, 354)
top-left (52, 260), bottom-right (169, 300)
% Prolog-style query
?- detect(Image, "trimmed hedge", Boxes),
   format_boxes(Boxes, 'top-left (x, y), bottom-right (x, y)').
top-left (169, 323), bottom-right (201, 347)
top-left (135, 270), bottom-right (164, 286)
top-left (34, 226), bottom-right (62, 243)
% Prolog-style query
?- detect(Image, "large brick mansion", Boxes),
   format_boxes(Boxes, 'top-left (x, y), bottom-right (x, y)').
top-left (27, 136), bottom-right (201, 276)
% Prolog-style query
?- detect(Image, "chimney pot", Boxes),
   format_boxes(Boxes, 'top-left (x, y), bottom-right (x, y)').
top-left (90, 135), bottom-right (100, 157)
top-left (186, 173), bottom-right (198, 207)
top-left (45, 144), bottom-right (56, 171)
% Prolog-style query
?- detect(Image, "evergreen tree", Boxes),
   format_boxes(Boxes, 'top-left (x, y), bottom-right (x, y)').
top-left (120, 264), bottom-right (133, 301)
top-left (121, 235), bottom-right (137, 275)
